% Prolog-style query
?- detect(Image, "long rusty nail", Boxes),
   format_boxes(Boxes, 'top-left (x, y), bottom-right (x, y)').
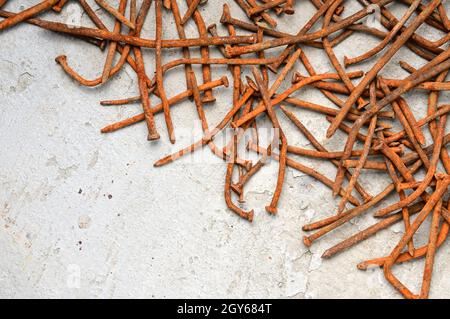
top-left (101, 77), bottom-right (229, 133)
top-left (95, 0), bottom-right (136, 30)
top-left (101, 0), bottom-right (128, 84)
top-left (181, 0), bottom-right (201, 25)
top-left (0, 0), bottom-right (60, 32)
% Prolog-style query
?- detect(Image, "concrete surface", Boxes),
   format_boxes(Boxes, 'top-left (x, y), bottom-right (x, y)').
top-left (0, 0), bottom-right (449, 299)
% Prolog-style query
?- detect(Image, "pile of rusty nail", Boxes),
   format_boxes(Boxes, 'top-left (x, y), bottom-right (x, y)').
top-left (1, 0), bottom-right (450, 299)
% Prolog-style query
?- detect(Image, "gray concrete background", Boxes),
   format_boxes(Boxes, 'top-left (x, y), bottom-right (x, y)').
top-left (0, 0), bottom-right (449, 298)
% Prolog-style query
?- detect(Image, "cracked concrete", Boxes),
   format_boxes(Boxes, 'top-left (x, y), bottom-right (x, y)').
top-left (0, 0), bottom-right (449, 299)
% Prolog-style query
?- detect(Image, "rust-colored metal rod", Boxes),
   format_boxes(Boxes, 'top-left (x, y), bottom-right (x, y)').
top-left (337, 82), bottom-right (378, 213)
top-left (252, 67), bottom-right (287, 215)
top-left (155, 0), bottom-right (175, 143)
top-left (342, 160), bottom-right (386, 171)
top-left (1, 17), bottom-right (257, 48)
top-left (284, 97), bottom-right (393, 120)
top-left (357, 221), bottom-right (449, 270)
top-left (259, 0), bottom-right (284, 15)
top-left (324, 0), bottom-right (368, 109)
top-left (95, 0), bottom-right (136, 30)
top-left (268, 0), bottom-right (336, 71)
top-left (181, 0), bottom-right (201, 24)
top-left (135, 46), bottom-right (159, 141)
top-left (383, 175), bottom-right (450, 299)
top-left (302, 162), bottom-right (422, 247)
top-left (79, 0), bottom-right (108, 30)
top-left (101, 0), bottom-right (128, 84)
top-left (343, 0), bottom-right (420, 67)
top-left (381, 78), bottom-right (450, 91)
top-left (52, 0), bottom-right (68, 12)
top-left (55, 53), bottom-right (128, 86)
top-left (132, 0), bottom-right (158, 141)
top-left (326, 0), bottom-right (442, 139)
top-left (385, 105), bottom-right (450, 144)
top-left (396, 96), bottom-right (425, 146)
top-left (369, 0), bottom-right (450, 50)
top-left (233, 72), bottom-right (366, 128)
top-left (257, 29), bottom-right (268, 87)
top-left (420, 200), bottom-right (442, 298)
top-left (297, 49), bottom-right (365, 114)
top-left (57, 52), bottom-right (274, 89)
top-left (246, 0), bottom-right (277, 27)
top-left (98, 54), bottom-right (278, 98)
top-left (248, 0), bottom-right (287, 16)
top-left (302, 159), bottom-right (423, 233)
top-left (384, 145), bottom-right (415, 256)
top-left (398, 0), bottom-right (446, 26)
top-left (171, 0), bottom-right (196, 95)
top-left (332, 53), bottom-right (450, 198)
top-left (322, 202), bottom-right (424, 259)
top-left (379, 79), bottom-right (430, 170)
top-left (437, 3), bottom-right (450, 30)
top-left (225, 0), bottom-right (393, 56)
top-left (0, 0), bottom-right (59, 32)
top-left (287, 146), bottom-right (401, 159)
top-left (401, 133), bottom-right (450, 167)
top-left (77, 0), bottom-right (108, 49)
top-left (374, 115), bottom-right (447, 217)
top-left (101, 77), bottom-right (229, 133)
top-left (54, 0), bottom-right (153, 87)
top-left (219, 5), bottom-right (323, 48)
top-left (176, 1), bottom-right (231, 163)
top-left (220, 4), bottom-right (298, 38)
top-left (153, 86), bottom-right (256, 168)
top-left (0, 9), bottom-right (103, 48)
top-left (348, 22), bottom-right (438, 61)
top-left (292, 73), bottom-right (384, 98)
top-left (248, 142), bottom-right (361, 207)
top-left (185, 0), bottom-right (215, 103)
top-left (280, 105), bottom-right (373, 203)
top-left (162, 56), bottom-right (286, 71)
top-left (225, 134), bottom-right (254, 222)
top-left (230, 48), bottom-right (302, 127)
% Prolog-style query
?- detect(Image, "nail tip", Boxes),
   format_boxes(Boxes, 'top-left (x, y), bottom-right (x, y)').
top-left (321, 251), bottom-right (331, 259)
top-left (325, 128), bottom-right (334, 139)
top-left (247, 210), bottom-right (254, 222)
top-left (343, 56), bottom-right (350, 68)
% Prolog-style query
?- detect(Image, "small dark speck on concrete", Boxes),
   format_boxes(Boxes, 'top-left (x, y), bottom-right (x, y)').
top-left (108, 194), bottom-right (113, 199)
top-left (78, 189), bottom-right (82, 194)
